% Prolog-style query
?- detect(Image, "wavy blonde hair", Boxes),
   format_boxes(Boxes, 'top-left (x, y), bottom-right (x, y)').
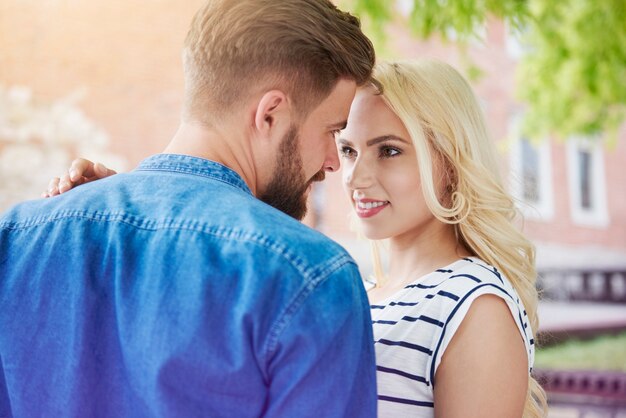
top-left (367, 60), bottom-right (547, 417)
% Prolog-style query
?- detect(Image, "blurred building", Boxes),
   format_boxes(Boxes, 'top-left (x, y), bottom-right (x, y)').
top-left (0, 0), bottom-right (204, 168)
top-left (1, 1), bottom-right (625, 275)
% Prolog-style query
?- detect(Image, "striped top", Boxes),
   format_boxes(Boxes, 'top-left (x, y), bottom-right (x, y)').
top-left (370, 257), bottom-right (534, 417)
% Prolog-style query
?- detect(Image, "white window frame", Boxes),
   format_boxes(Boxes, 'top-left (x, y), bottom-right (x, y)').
top-left (505, 22), bottom-right (532, 59)
top-left (396, 0), bottom-right (413, 16)
top-left (566, 137), bottom-right (609, 228)
top-left (508, 116), bottom-right (554, 221)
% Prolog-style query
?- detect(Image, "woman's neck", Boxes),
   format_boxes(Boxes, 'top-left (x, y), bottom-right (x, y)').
top-left (369, 222), bottom-right (471, 304)
top-left (390, 225), bottom-right (464, 279)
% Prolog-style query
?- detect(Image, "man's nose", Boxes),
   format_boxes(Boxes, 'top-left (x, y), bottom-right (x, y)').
top-left (323, 140), bottom-right (340, 173)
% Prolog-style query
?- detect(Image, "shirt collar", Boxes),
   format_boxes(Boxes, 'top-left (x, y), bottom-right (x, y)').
top-left (136, 154), bottom-right (252, 196)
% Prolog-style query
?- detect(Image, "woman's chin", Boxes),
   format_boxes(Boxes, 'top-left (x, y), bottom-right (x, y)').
top-left (360, 228), bottom-right (389, 241)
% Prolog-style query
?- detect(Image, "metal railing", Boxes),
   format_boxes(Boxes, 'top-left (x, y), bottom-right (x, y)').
top-left (534, 369), bottom-right (626, 417)
top-left (538, 269), bottom-right (626, 303)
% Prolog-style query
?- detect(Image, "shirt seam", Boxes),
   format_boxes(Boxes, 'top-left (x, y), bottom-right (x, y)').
top-left (134, 166), bottom-right (251, 195)
top-left (0, 210), bottom-right (350, 278)
top-left (261, 255), bottom-right (358, 363)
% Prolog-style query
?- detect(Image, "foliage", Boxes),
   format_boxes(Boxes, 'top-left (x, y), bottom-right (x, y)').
top-left (535, 332), bottom-right (626, 372)
top-left (351, 0), bottom-right (528, 42)
top-left (518, 0), bottom-right (626, 142)
top-left (344, 0), bottom-right (626, 142)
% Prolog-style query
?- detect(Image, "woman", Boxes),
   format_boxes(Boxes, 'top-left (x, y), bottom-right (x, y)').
top-left (339, 60), bottom-right (546, 417)
top-left (45, 60), bottom-right (547, 417)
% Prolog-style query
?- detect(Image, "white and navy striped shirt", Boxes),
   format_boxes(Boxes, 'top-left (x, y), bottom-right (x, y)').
top-left (370, 257), bottom-right (534, 417)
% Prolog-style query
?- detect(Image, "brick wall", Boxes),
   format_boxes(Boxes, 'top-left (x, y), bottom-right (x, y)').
top-left (0, 0), bottom-right (203, 165)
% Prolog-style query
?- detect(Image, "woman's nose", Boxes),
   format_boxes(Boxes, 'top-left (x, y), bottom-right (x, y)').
top-left (343, 157), bottom-right (372, 189)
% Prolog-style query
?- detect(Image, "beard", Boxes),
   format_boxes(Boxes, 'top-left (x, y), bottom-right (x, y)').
top-left (259, 126), bottom-right (325, 220)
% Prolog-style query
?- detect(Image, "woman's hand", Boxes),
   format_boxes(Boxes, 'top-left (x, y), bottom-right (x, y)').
top-left (42, 158), bottom-right (117, 198)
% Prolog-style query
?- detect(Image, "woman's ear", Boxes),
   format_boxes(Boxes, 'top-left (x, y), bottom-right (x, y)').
top-left (254, 90), bottom-right (291, 139)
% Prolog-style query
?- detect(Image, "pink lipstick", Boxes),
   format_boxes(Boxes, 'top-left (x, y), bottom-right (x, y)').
top-left (354, 198), bottom-right (389, 218)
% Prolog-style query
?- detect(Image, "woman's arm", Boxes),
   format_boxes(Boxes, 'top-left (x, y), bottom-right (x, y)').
top-left (43, 158), bottom-right (117, 197)
top-left (434, 294), bottom-right (528, 418)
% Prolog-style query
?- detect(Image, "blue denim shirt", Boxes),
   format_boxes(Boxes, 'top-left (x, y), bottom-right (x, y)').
top-left (0, 154), bottom-right (377, 417)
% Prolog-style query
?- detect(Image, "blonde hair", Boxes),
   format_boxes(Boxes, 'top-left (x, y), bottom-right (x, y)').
top-left (183, 0), bottom-right (375, 124)
top-left (369, 60), bottom-right (548, 417)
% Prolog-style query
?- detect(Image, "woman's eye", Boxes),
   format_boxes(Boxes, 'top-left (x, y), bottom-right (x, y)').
top-left (380, 146), bottom-right (401, 158)
top-left (339, 146), bottom-right (357, 158)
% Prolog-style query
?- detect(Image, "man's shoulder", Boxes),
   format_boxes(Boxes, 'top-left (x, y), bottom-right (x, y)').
top-left (0, 193), bottom-right (66, 230)
top-left (0, 171), bottom-right (356, 277)
top-left (228, 202), bottom-right (357, 277)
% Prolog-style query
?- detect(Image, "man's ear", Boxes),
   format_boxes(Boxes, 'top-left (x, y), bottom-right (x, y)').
top-left (254, 90), bottom-right (291, 138)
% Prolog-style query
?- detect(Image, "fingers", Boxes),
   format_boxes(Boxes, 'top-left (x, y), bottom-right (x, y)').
top-left (68, 158), bottom-right (115, 181)
top-left (69, 158), bottom-right (97, 182)
top-left (58, 173), bottom-right (73, 194)
top-left (93, 162), bottom-right (117, 178)
top-left (44, 177), bottom-right (61, 198)
top-left (42, 158), bottom-right (117, 199)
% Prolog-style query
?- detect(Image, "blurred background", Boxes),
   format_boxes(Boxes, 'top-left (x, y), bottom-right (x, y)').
top-left (1, 0), bottom-right (625, 415)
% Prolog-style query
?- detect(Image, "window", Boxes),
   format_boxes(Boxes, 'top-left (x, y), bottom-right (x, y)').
top-left (566, 137), bottom-right (609, 227)
top-left (509, 116), bottom-right (554, 221)
top-left (578, 149), bottom-right (592, 209)
top-left (505, 23), bottom-right (531, 59)
top-left (521, 138), bottom-right (540, 203)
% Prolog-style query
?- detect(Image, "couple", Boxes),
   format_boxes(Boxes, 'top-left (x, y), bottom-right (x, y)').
top-left (1, 0), bottom-right (546, 417)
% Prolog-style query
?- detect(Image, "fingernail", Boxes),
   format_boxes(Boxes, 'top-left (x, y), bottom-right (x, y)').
top-left (69, 169), bottom-right (77, 181)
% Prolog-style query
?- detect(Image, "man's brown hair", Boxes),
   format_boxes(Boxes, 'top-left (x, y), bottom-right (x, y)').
top-left (183, 0), bottom-right (375, 123)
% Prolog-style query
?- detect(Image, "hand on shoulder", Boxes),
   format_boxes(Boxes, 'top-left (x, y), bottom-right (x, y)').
top-left (42, 158), bottom-right (117, 197)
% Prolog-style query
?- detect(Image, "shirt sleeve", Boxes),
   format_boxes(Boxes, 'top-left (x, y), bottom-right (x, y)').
top-left (261, 261), bottom-right (378, 418)
top-left (430, 282), bottom-right (534, 386)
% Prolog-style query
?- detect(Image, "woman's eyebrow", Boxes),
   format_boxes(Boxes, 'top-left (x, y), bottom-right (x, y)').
top-left (337, 135), bottom-right (410, 147)
top-left (366, 135), bottom-right (410, 146)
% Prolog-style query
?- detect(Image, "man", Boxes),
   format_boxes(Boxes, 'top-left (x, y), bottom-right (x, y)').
top-left (0, 1), bottom-right (377, 416)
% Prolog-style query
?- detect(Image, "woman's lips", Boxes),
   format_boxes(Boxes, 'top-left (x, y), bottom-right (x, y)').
top-left (354, 199), bottom-right (390, 218)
